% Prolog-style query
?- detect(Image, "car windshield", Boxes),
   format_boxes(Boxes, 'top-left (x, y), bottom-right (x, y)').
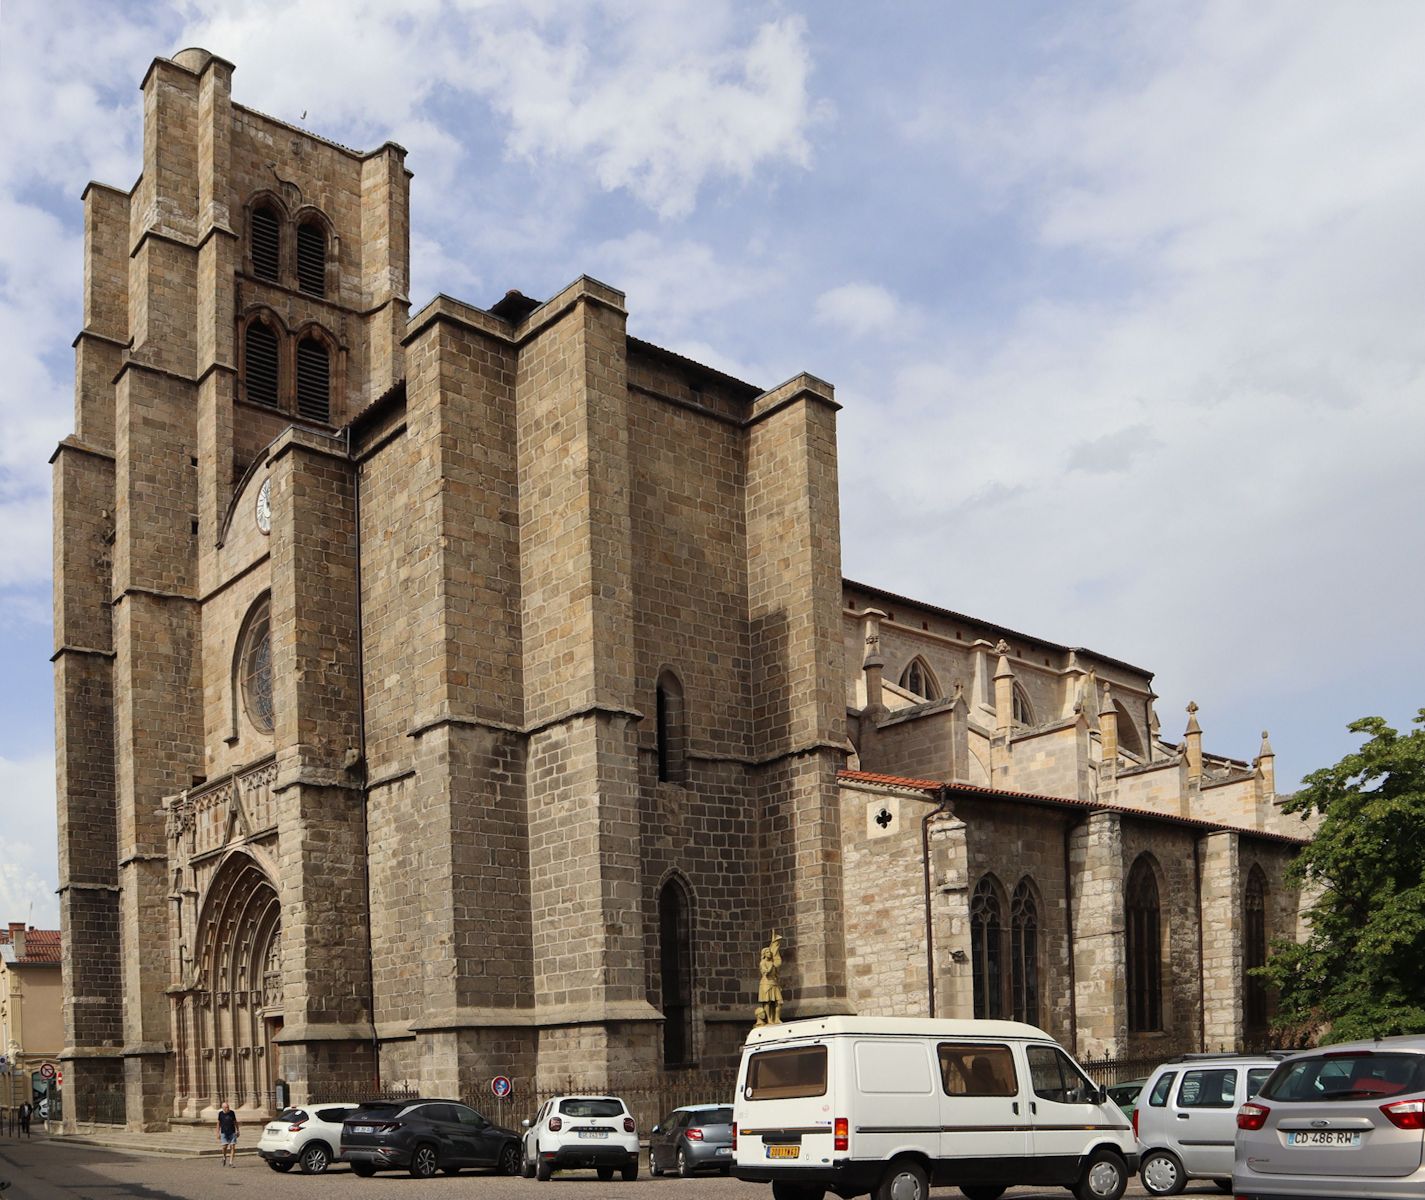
top-left (1261, 1053), bottom-right (1425, 1101)
top-left (275, 1108), bottom-right (307, 1122)
top-left (559, 1099), bottom-right (624, 1118)
top-left (689, 1107), bottom-right (733, 1125)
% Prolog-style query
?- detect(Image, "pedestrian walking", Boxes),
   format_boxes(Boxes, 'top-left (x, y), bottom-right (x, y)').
top-left (17, 1102), bottom-right (31, 1138)
top-left (216, 1101), bottom-right (239, 1166)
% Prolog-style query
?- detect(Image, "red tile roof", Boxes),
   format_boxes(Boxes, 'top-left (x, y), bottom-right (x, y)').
top-left (0, 927), bottom-right (61, 966)
top-left (837, 770), bottom-right (1309, 845)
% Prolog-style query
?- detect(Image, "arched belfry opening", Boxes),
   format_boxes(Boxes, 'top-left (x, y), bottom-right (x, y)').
top-left (177, 853), bottom-right (282, 1115)
top-left (658, 876), bottom-right (694, 1066)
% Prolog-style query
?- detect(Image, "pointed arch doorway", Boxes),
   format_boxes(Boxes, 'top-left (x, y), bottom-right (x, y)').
top-left (181, 853), bottom-right (283, 1115)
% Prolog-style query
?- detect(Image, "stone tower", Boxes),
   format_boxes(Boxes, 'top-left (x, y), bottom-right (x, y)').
top-left (54, 48), bottom-right (848, 1130)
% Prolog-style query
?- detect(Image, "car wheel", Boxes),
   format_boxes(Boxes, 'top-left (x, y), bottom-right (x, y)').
top-left (352, 1164), bottom-right (376, 1178)
top-left (499, 1143), bottom-right (522, 1176)
top-left (267, 1160), bottom-right (294, 1172)
top-left (875, 1159), bottom-right (928, 1200)
top-left (409, 1143), bottom-right (440, 1179)
top-left (650, 1148), bottom-right (664, 1177)
top-left (522, 1148), bottom-right (537, 1179)
top-left (1140, 1149), bottom-right (1186, 1197)
top-left (536, 1151), bottom-right (553, 1181)
top-left (1073, 1150), bottom-right (1127, 1200)
top-left (678, 1148), bottom-right (695, 1178)
top-left (960, 1188), bottom-right (1005, 1200)
top-left (299, 1142), bottom-right (331, 1174)
top-left (621, 1161), bottom-right (639, 1182)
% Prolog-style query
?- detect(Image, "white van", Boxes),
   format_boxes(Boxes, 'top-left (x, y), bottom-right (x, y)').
top-left (733, 1016), bottom-right (1136, 1200)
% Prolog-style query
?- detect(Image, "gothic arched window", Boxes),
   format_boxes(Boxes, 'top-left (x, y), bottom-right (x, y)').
top-left (1126, 855), bottom-right (1163, 1032)
top-left (1012, 683), bottom-right (1034, 727)
top-left (656, 668), bottom-right (687, 783)
top-left (243, 319), bottom-right (281, 408)
top-left (899, 657), bottom-right (939, 700)
top-left (1244, 865), bottom-right (1268, 1030)
top-left (295, 334), bottom-right (331, 423)
top-left (296, 219), bottom-right (327, 297)
top-left (971, 875), bottom-right (1007, 1019)
top-left (250, 204), bottom-right (281, 283)
top-left (238, 594), bottom-right (274, 734)
top-left (1010, 879), bottom-right (1040, 1026)
top-left (658, 877), bottom-right (694, 1066)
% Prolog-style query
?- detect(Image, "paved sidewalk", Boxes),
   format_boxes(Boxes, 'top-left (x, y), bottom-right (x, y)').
top-left (44, 1122), bottom-right (240, 1158)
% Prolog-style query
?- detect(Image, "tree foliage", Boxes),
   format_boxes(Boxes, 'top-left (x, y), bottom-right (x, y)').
top-left (1260, 711), bottom-right (1425, 1043)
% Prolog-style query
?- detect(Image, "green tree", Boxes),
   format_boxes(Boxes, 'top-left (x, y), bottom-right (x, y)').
top-left (1260, 711), bottom-right (1425, 1043)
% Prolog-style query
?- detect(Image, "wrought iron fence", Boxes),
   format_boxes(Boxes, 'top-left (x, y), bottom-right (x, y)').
top-left (1078, 1052), bottom-right (1176, 1087)
top-left (73, 1087), bottom-right (125, 1126)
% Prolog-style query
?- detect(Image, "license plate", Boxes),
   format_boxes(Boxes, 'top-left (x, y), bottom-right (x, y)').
top-left (266, 1124), bottom-right (281, 1134)
top-left (353, 1125), bottom-right (373, 1134)
top-left (578, 1131), bottom-right (608, 1139)
top-left (766, 1145), bottom-right (800, 1159)
top-left (1286, 1131), bottom-right (1361, 1146)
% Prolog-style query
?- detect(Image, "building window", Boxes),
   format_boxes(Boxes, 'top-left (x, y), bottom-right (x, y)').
top-left (970, 875), bottom-right (1007, 1019)
top-left (659, 877), bottom-right (694, 1066)
top-left (1244, 865), bottom-right (1268, 1030)
top-left (1126, 855), bottom-right (1163, 1032)
top-left (899, 657), bottom-right (939, 700)
top-left (1012, 683), bottom-right (1034, 726)
top-left (656, 669), bottom-right (686, 783)
top-left (239, 595), bottom-right (275, 734)
top-left (1010, 879), bottom-right (1040, 1026)
top-left (295, 335), bottom-right (331, 423)
top-left (296, 220), bottom-right (327, 297)
top-left (250, 205), bottom-right (281, 283)
top-left (244, 319), bottom-right (281, 408)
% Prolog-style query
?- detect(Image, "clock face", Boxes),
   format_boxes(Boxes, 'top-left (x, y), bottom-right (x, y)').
top-left (255, 478), bottom-right (272, 534)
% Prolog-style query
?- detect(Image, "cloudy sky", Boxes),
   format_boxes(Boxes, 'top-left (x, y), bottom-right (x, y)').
top-left (3, 0), bottom-right (1423, 927)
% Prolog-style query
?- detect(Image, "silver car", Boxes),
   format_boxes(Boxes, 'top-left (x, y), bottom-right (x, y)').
top-left (1234, 1035), bottom-right (1425, 1198)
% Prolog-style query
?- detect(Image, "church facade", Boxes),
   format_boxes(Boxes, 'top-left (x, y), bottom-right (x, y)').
top-left (52, 49), bottom-right (1306, 1132)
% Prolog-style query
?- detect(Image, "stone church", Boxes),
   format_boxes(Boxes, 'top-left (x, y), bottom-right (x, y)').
top-left (51, 48), bottom-right (1307, 1131)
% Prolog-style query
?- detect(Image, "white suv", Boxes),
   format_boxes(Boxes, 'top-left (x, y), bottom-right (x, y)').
top-left (258, 1102), bottom-right (360, 1174)
top-left (521, 1095), bottom-right (639, 1181)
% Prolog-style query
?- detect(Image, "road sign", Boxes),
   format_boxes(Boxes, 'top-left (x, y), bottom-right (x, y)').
top-left (491, 1075), bottom-right (512, 1099)
top-left (38, 1063), bottom-right (55, 1081)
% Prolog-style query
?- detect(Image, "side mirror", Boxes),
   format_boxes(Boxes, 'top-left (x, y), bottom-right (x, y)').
top-left (651, 1125), bottom-right (661, 1134)
top-left (521, 1119), bottom-right (531, 1129)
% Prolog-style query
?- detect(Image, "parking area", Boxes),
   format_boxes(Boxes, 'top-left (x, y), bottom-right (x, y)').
top-left (0, 1136), bottom-right (1238, 1200)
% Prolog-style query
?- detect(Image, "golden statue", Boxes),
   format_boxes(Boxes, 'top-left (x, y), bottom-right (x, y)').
top-left (755, 931), bottom-right (784, 1025)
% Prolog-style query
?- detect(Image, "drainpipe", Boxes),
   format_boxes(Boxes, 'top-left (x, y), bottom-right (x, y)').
top-left (922, 786), bottom-right (950, 1017)
top-left (1062, 818), bottom-right (1079, 1052)
top-left (1193, 835), bottom-right (1205, 1052)
top-left (347, 424), bottom-right (379, 1091)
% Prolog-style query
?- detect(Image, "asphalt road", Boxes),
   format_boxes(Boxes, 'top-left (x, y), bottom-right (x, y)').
top-left (0, 1138), bottom-right (1238, 1200)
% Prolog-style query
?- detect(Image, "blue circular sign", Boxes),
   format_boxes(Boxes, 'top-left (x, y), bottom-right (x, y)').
top-left (491, 1075), bottom-right (513, 1099)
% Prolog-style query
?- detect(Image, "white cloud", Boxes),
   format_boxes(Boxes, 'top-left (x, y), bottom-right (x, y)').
top-left (815, 282), bottom-right (907, 338)
top-left (0, 753), bottom-right (58, 928)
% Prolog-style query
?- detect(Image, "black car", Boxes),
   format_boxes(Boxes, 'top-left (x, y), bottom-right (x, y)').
top-left (340, 1098), bottom-right (522, 1178)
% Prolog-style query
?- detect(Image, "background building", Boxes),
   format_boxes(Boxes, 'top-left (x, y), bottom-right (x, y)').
top-left (53, 48), bottom-right (1305, 1132)
top-left (1, 923), bottom-right (63, 1110)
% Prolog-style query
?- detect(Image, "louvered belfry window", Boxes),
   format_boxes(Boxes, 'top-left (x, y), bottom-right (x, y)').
top-left (296, 221), bottom-right (326, 296)
top-left (244, 321), bottom-right (280, 408)
top-left (251, 206), bottom-right (280, 282)
top-left (295, 336), bottom-right (331, 423)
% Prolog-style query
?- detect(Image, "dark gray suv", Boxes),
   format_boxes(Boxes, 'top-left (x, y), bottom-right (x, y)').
top-left (1234, 1035), bottom-right (1425, 1198)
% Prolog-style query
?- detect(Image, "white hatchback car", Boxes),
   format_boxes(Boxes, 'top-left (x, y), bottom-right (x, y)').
top-left (521, 1095), bottom-right (640, 1181)
top-left (258, 1102), bottom-right (360, 1174)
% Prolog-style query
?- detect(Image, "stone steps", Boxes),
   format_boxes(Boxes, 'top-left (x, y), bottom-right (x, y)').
top-left (51, 1124), bottom-right (254, 1158)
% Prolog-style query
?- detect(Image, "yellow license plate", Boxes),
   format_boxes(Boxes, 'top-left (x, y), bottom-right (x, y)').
top-left (766, 1145), bottom-right (800, 1159)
